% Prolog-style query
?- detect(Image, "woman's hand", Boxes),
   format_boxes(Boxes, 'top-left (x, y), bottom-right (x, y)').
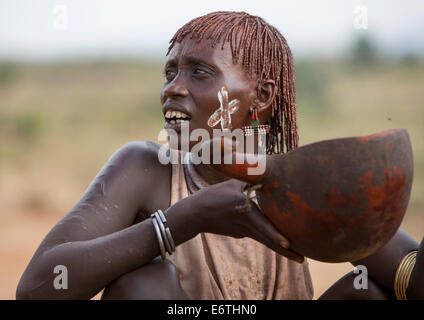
top-left (184, 178), bottom-right (304, 263)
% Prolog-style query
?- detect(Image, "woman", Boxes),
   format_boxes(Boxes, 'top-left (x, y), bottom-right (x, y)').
top-left (16, 11), bottom-right (423, 300)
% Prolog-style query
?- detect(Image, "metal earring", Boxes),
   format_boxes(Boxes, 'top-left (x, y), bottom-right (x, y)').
top-left (242, 108), bottom-right (269, 136)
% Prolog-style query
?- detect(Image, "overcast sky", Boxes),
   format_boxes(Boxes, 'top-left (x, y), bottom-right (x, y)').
top-left (0, 0), bottom-right (423, 62)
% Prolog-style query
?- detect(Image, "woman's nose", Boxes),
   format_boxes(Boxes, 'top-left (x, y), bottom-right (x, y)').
top-left (163, 74), bottom-right (189, 99)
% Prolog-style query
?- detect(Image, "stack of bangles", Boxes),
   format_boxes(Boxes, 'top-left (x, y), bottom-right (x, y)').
top-left (394, 250), bottom-right (418, 300)
top-left (151, 209), bottom-right (176, 259)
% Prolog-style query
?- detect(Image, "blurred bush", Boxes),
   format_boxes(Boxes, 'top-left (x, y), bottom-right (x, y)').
top-left (295, 60), bottom-right (328, 112)
top-left (0, 63), bottom-right (17, 84)
top-left (350, 35), bottom-right (379, 66)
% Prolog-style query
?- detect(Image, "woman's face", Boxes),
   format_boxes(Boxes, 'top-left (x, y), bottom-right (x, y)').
top-left (160, 36), bottom-right (257, 145)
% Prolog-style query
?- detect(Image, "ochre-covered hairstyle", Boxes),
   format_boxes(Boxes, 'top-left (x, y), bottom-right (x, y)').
top-left (167, 11), bottom-right (298, 154)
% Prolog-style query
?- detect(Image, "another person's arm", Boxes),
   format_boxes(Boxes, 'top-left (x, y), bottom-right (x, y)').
top-left (352, 228), bottom-right (423, 299)
top-left (320, 228), bottom-right (423, 300)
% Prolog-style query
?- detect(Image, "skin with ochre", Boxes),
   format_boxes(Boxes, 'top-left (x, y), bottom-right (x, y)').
top-left (16, 36), bottom-right (423, 300)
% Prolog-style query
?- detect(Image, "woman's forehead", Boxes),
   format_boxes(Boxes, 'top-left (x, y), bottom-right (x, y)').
top-left (166, 37), bottom-right (234, 68)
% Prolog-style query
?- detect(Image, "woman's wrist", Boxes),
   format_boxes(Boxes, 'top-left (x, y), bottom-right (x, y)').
top-left (163, 197), bottom-right (204, 244)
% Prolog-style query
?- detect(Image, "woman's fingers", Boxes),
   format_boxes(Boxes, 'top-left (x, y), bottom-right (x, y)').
top-left (254, 228), bottom-right (304, 263)
top-left (248, 201), bottom-right (305, 263)
top-left (249, 201), bottom-right (290, 247)
top-left (216, 178), bottom-right (247, 192)
top-left (249, 225), bottom-right (304, 262)
top-left (235, 179), bottom-right (248, 192)
top-left (272, 246), bottom-right (304, 263)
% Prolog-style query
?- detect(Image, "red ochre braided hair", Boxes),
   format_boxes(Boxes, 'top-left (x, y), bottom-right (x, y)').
top-left (167, 11), bottom-right (298, 154)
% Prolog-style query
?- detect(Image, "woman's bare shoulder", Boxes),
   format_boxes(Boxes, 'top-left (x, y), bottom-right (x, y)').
top-left (109, 140), bottom-right (171, 178)
top-left (35, 141), bottom-right (171, 254)
top-left (113, 140), bottom-right (163, 165)
top-left (108, 140), bottom-right (172, 203)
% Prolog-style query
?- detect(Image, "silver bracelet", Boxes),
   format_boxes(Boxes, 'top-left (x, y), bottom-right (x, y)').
top-left (151, 216), bottom-right (166, 259)
top-left (152, 212), bottom-right (172, 255)
top-left (151, 210), bottom-right (175, 256)
top-left (157, 209), bottom-right (176, 252)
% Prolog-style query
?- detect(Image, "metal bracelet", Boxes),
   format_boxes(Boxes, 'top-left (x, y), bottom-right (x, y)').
top-left (165, 227), bottom-right (176, 252)
top-left (394, 250), bottom-right (418, 300)
top-left (153, 212), bottom-right (172, 255)
top-left (151, 216), bottom-right (166, 259)
top-left (157, 209), bottom-right (176, 252)
top-left (157, 209), bottom-right (167, 223)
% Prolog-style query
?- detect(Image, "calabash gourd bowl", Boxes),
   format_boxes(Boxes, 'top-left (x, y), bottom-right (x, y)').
top-left (211, 129), bottom-right (413, 262)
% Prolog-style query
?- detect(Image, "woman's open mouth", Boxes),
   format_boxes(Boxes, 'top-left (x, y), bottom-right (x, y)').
top-left (165, 110), bottom-right (191, 124)
top-left (164, 110), bottom-right (191, 131)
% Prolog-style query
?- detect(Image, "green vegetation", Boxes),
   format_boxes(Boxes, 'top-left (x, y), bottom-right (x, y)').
top-left (350, 35), bottom-right (379, 67)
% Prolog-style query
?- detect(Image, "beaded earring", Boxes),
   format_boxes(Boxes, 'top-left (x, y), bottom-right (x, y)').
top-left (242, 108), bottom-right (269, 136)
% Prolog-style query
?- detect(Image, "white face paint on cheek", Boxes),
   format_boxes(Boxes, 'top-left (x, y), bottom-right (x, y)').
top-left (207, 87), bottom-right (240, 130)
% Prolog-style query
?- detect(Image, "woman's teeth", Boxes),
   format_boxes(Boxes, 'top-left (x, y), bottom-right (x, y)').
top-left (165, 110), bottom-right (190, 124)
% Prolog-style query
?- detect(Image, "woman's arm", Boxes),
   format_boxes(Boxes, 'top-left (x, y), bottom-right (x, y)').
top-left (16, 141), bottom-right (199, 300)
top-left (16, 142), bottom-right (303, 299)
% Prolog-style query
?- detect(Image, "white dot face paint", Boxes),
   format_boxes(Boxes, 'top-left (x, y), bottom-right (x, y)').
top-left (207, 87), bottom-right (240, 130)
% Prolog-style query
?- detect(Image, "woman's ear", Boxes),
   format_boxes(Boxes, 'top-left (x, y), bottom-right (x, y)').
top-left (253, 79), bottom-right (276, 112)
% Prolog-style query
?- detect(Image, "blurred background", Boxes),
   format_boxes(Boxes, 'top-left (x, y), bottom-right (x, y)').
top-left (0, 0), bottom-right (423, 299)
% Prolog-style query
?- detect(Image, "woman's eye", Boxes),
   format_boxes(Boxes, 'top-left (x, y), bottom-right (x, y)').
top-left (165, 69), bottom-right (176, 80)
top-left (193, 67), bottom-right (208, 75)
